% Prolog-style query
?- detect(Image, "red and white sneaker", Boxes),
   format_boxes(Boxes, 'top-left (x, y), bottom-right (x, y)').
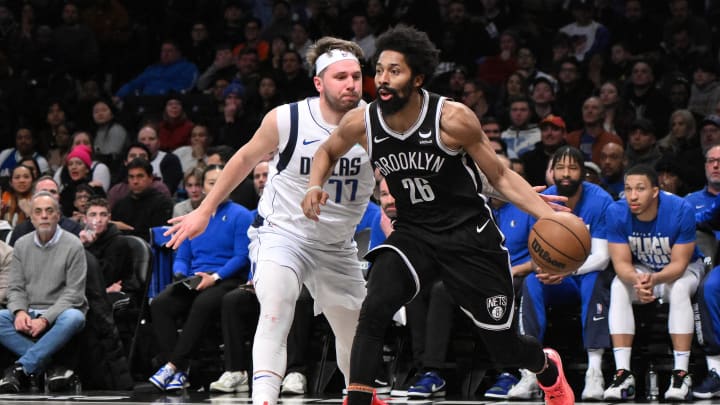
top-left (343, 389), bottom-right (389, 405)
top-left (538, 348), bottom-right (575, 405)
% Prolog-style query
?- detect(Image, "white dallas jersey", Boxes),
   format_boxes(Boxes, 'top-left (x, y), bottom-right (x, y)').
top-left (258, 97), bottom-right (375, 245)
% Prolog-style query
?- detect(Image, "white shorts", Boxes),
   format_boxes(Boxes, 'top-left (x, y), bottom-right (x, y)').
top-left (249, 224), bottom-right (367, 315)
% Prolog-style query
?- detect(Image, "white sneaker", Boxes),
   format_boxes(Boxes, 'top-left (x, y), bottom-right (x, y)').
top-left (507, 369), bottom-right (542, 399)
top-left (281, 372), bottom-right (307, 395)
top-left (664, 369), bottom-right (692, 401)
top-left (210, 371), bottom-right (249, 393)
top-left (603, 369), bottom-right (635, 401)
top-left (581, 368), bottom-right (605, 400)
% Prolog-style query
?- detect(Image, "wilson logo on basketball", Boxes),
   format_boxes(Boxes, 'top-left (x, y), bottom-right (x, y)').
top-left (530, 238), bottom-right (567, 269)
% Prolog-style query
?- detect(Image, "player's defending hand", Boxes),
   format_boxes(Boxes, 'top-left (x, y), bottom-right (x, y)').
top-left (164, 209), bottom-right (211, 249)
top-left (301, 186), bottom-right (329, 222)
top-left (532, 185), bottom-right (571, 212)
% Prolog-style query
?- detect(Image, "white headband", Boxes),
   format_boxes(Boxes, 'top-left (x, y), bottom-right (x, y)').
top-left (315, 49), bottom-right (359, 75)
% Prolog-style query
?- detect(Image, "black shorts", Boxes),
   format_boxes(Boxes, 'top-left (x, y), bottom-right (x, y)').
top-left (366, 214), bottom-right (515, 330)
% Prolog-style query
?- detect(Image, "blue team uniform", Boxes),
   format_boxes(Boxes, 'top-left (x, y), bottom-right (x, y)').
top-left (492, 202), bottom-right (533, 268)
top-left (607, 191), bottom-right (701, 271)
top-left (520, 182), bottom-right (613, 349)
top-left (691, 191), bottom-right (720, 355)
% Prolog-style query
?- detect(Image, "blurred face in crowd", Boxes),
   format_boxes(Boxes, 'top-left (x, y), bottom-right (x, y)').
top-left (138, 127), bottom-right (160, 158)
top-left (19, 159), bottom-right (39, 179)
top-left (670, 113), bottom-right (692, 140)
top-left (126, 146), bottom-right (149, 164)
top-left (259, 77), bottom-right (278, 101)
top-left (15, 128), bottom-right (34, 155)
top-left (600, 142), bottom-right (624, 178)
top-left (85, 204), bottom-right (110, 235)
top-left (705, 145), bottom-right (720, 190)
top-left (127, 167), bottom-right (153, 195)
top-left (540, 124), bottom-right (565, 148)
top-left (694, 68), bottom-right (717, 88)
top-left (10, 165), bottom-right (33, 194)
top-left (351, 15), bottom-right (370, 39)
top-left (509, 101), bottom-right (531, 127)
top-left (191, 23), bottom-right (208, 43)
top-left (506, 73), bottom-right (524, 96)
top-left (462, 82), bottom-right (484, 108)
top-left (625, 0), bottom-right (642, 21)
top-left (47, 103), bottom-right (65, 127)
top-left (203, 167), bottom-right (222, 194)
top-left (73, 188), bottom-right (91, 213)
top-left (190, 125), bottom-right (210, 149)
top-left (670, 82), bottom-right (689, 108)
top-left (34, 178), bottom-right (59, 199)
top-left (160, 43), bottom-right (181, 65)
top-left (701, 123), bottom-right (720, 149)
top-left (516, 48), bottom-right (535, 70)
top-left (165, 99), bottom-right (183, 120)
top-left (282, 51), bottom-right (302, 76)
top-left (72, 132), bottom-right (92, 148)
top-left (482, 122), bottom-right (502, 140)
top-left (558, 62), bottom-right (579, 85)
top-left (253, 161), bottom-right (269, 196)
top-left (628, 129), bottom-right (655, 153)
top-left (237, 52), bottom-right (259, 76)
top-left (184, 173), bottom-right (203, 204)
top-left (54, 124), bottom-right (71, 148)
top-left (532, 81), bottom-right (554, 105)
top-left (67, 156), bottom-right (89, 181)
top-left (658, 170), bottom-right (682, 194)
top-left (599, 82), bottom-right (619, 107)
top-left (610, 43), bottom-right (630, 65)
top-left (93, 101), bottom-right (113, 125)
top-left (581, 97), bottom-right (604, 126)
top-left (631, 62), bottom-right (653, 87)
top-left (62, 4), bottom-right (79, 25)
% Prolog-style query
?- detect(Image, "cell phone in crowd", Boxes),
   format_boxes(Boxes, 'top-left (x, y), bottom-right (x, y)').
top-left (182, 275), bottom-right (203, 290)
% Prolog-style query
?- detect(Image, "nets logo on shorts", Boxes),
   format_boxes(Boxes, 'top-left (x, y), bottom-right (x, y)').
top-left (486, 294), bottom-right (507, 321)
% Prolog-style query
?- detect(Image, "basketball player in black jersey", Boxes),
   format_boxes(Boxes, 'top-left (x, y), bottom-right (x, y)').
top-left (302, 25), bottom-right (574, 405)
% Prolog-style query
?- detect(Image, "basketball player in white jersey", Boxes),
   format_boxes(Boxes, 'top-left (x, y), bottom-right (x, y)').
top-left (164, 37), bottom-right (375, 405)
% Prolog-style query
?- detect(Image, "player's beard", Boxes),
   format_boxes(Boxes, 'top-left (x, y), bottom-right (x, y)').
top-left (377, 81), bottom-right (414, 115)
top-left (555, 178), bottom-right (582, 197)
top-left (325, 91), bottom-right (360, 113)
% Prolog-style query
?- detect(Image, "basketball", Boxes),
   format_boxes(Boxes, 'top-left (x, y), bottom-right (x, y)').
top-left (528, 212), bottom-right (591, 275)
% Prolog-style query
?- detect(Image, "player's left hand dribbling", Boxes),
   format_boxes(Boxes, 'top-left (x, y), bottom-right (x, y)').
top-left (301, 189), bottom-right (329, 221)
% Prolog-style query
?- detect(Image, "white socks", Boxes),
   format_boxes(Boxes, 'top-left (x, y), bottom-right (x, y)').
top-left (613, 347), bottom-right (632, 371)
top-left (673, 350), bottom-right (690, 372)
top-left (588, 348), bottom-right (604, 371)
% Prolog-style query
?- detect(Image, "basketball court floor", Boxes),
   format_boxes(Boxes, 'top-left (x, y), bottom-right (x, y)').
top-left (0, 389), bottom-right (708, 404)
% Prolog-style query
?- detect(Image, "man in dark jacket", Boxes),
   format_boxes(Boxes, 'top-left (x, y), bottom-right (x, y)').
top-left (112, 158), bottom-right (173, 241)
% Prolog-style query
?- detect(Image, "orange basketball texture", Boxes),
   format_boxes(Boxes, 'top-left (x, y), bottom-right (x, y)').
top-left (528, 212), bottom-right (591, 275)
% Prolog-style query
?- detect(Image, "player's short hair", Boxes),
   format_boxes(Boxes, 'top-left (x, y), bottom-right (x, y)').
top-left (551, 146), bottom-right (586, 173)
top-left (625, 164), bottom-right (659, 187)
top-left (374, 25), bottom-right (440, 86)
top-left (306, 37), bottom-right (364, 77)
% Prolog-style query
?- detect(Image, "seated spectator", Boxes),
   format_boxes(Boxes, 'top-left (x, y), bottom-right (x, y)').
top-left (92, 99), bottom-right (128, 166)
top-left (1, 165), bottom-right (35, 227)
top-left (685, 144), bottom-right (720, 225)
top-left (17, 158), bottom-right (40, 181)
top-left (0, 128), bottom-right (49, 181)
top-left (559, 0), bottom-right (609, 62)
top-left (248, 74), bottom-right (285, 117)
top-left (625, 60), bottom-right (672, 136)
top-left (598, 80), bottom-right (634, 140)
top-left (114, 40), bottom-right (198, 99)
top-left (233, 18), bottom-right (269, 62)
top-left (213, 83), bottom-right (262, 150)
top-left (80, 198), bottom-right (136, 296)
top-left (137, 126), bottom-right (183, 196)
top-left (658, 109), bottom-right (698, 157)
top-left (59, 132), bottom-right (112, 192)
top-left (45, 123), bottom-right (72, 175)
top-left (111, 158), bottom-right (173, 241)
top-left (599, 142), bottom-right (625, 199)
top-left (148, 165), bottom-right (253, 392)
top-left (603, 165), bottom-right (703, 401)
top-left (494, 72), bottom-right (528, 127)
top-left (566, 96), bottom-right (624, 166)
top-left (555, 58), bottom-right (593, 131)
top-left (529, 76), bottom-right (558, 121)
top-left (107, 143), bottom-right (171, 209)
top-left (158, 95), bottom-right (194, 152)
top-left (173, 168), bottom-right (204, 218)
top-left (275, 50), bottom-right (315, 102)
top-left (0, 240), bottom-right (11, 303)
top-left (9, 176), bottom-right (82, 246)
top-left (196, 43), bottom-right (237, 92)
top-left (520, 115), bottom-right (567, 187)
top-left (69, 184), bottom-right (95, 228)
top-left (173, 124), bottom-right (210, 174)
top-left (625, 118), bottom-right (662, 169)
top-left (461, 79), bottom-right (492, 121)
top-left (655, 156), bottom-right (690, 196)
top-left (205, 145), bottom-right (260, 210)
top-left (0, 191), bottom-right (87, 393)
top-left (687, 58), bottom-right (720, 118)
top-left (55, 145), bottom-right (106, 218)
top-left (500, 96), bottom-right (541, 159)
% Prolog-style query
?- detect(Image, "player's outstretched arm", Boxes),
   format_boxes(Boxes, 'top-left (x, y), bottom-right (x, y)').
top-left (165, 109), bottom-right (281, 248)
top-left (441, 101), bottom-right (556, 219)
top-left (302, 107), bottom-right (367, 221)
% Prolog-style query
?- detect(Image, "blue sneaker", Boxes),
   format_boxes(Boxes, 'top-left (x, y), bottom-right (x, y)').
top-left (694, 369), bottom-right (720, 399)
top-left (407, 371), bottom-right (446, 398)
top-left (485, 372), bottom-right (519, 399)
top-left (166, 371), bottom-right (189, 392)
top-left (149, 364), bottom-right (175, 391)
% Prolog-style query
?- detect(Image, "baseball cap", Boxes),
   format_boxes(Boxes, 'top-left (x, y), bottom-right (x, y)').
top-left (628, 118), bottom-right (656, 135)
top-left (223, 82), bottom-right (245, 99)
top-left (540, 115), bottom-right (566, 130)
top-left (702, 114), bottom-right (720, 128)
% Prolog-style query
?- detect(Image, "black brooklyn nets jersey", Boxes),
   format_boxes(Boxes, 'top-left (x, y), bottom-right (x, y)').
top-left (365, 89), bottom-right (492, 232)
